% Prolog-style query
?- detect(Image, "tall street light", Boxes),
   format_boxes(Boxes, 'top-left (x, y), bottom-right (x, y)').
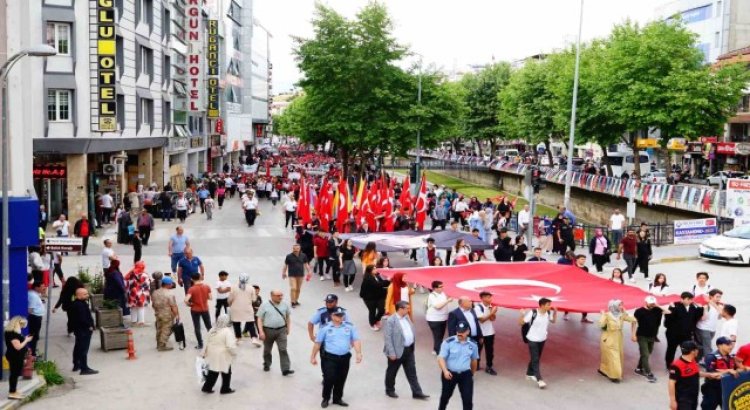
top-left (563, 0), bottom-right (584, 209)
top-left (1, 45), bottom-right (57, 328)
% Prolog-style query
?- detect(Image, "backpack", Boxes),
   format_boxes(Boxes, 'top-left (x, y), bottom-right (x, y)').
top-left (521, 310), bottom-right (538, 343)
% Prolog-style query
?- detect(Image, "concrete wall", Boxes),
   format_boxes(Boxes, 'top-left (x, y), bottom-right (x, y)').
top-left (65, 154), bottom-right (87, 217)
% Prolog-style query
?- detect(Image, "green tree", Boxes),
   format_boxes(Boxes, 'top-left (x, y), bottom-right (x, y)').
top-left (463, 63), bottom-right (512, 155)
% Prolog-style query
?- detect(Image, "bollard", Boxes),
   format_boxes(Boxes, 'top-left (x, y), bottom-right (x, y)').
top-left (22, 351), bottom-right (35, 379)
top-left (126, 329), bottom-right (137, 360)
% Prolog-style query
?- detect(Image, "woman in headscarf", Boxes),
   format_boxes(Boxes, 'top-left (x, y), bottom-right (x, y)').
top-left (201, 314), bottom-right (237, 394)
top-left (384, 272), bottom-right (414, 319)
top-left (228, 273), bottom-right (261, 346)
top-left (588, 228), bottom-right (611, 274)
top-left (104, 259), bottom-right (129, 316)
top-left (598, 299), bottom-right (636, 382)
top-left (125, 261), bottom-right (151, 326)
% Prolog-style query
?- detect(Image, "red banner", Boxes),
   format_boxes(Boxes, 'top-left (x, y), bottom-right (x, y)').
top-left (716, 142), bottom-right (736, 155)
top-left (381, 262), bottom-right (679, 313)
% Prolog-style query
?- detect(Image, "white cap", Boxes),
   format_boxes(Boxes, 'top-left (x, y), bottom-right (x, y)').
top-left (645, 296), bottom-right (657, 305)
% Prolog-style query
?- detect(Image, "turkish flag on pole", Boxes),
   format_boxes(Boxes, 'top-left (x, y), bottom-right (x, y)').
top-left (414, 174), bottom-right (428, 230)
top-left (336, 178), bottom-right (349, 233)
top-left (380, 262), bottom-right (680, 313)
top-left (400, 176), bottom-right (411, 215)
top-left (297, 176), bottom-right (311, 226)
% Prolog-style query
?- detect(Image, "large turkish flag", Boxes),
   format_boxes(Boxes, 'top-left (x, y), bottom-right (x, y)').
top-left (380, 262), bottom-right (680, 313)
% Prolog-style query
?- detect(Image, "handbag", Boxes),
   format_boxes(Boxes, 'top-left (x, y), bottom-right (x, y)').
top-left (172, 321), bottom-right (186, 350)
top-left (195, 356), bottom-right (209, 383)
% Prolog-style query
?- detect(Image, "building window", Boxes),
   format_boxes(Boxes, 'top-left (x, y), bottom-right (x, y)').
top-left (163, 100), bottom-right (171, 132)
top-left (233, 28), bottom-right (241, 51)
top-left (137, 0), bottom-right (153, 27)
top-left (163, 55), bottom-right (171, 85)
top-left (163, 8), bottom-right (171, 40)
top-left (46, 22), bottom-right (71, 56)
top-left (715, 31), bottom-right (720, 47)
top-left (227, 58), bottom-right (241, 76)
top-left (116, 94), bottom-right (125, 130)
top-left (137, 45), bottom-right (154, 82)
top-left (227, 1), bottom-right (241, 22)
top-left (116, 36), bottom-right (124, 79)
top-left (47, 89), bottom-right (72, 122)
top-left (141, 98), bottom-right (153, 126)
top-left (173, 80), bottom-right (187, 96)
top-left (115, 0), bottom-right (124, 20)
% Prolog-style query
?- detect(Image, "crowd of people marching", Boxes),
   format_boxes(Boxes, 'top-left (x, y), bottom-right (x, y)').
top-left (10, 147), bottom-right (748, 410)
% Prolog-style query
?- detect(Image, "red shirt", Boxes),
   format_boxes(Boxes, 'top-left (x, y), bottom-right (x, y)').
top-left (426, 247), bottom-right (436, 266)
top-left (313, 236), bottom-right (329, 258)
top-left (187, 283), bottom-right (211, 313)
top-left (620, 236), bottom-right (637, 255)
top-left (80, 220), bottom-right (89, 237)
top-left (736, 343), bottom-right (750, 367)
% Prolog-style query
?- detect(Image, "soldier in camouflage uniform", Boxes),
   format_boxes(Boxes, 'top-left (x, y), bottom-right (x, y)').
top-left (151, 274), bottom-right (179, 351)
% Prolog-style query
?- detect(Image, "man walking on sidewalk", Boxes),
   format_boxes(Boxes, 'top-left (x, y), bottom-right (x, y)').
top-left (282, 244), bottom-right (312, 307)
top-left (73, 214), bottom-right (92, 255)
top-left (617, 228), bottom-right (638, 283)
top-left (383, 301), bottom-right (430, 401)
top-left (137, 209), bottom-right (154, 245)
top-left (257, 290), bottom-right (294, 375)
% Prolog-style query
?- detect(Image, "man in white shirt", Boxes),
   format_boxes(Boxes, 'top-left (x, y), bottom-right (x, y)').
top-left (383, 301), bottom-right (429, 400)
top-left (100, 191), bottom-right (114, 224)
top-left (517, 204), bottom-right (531, 238)
top-left (214, 271), bottom-right (231, 319)
top-left (695, 289), bottom-right (723, 358)
top-left (519, 298), bottom-right (557, 389)
top-left (609, 209), bottom-right (626, 247)
top-left (693, 272), bottom-right (712, 298)
top-left (283, 195), bottom-right (298, 229)
top-left (101, 239), bottom-right (117, 270)
top-left (474, 291), bottom-right (499, 375)
top-left (52, 214), bottom-right (70, 237)
top-left (717, 304), bottom-right (738, 343)
top-left (453, 199), bottom-right (469, 227)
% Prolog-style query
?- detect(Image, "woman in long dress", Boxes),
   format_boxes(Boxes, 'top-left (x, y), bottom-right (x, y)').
top-left (597, 299), bottom-right (636, 382)
top-left (228, 273), bottom-right (261, 346)
top-left (201, 315), bottom-right (237, 394)
top-left (125, 261), bottom-right (151, 326)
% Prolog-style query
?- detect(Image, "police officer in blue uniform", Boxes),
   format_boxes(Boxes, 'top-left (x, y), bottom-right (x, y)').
top-left (311, 307), bottom-right (363, 408)
top-left (437, 320), bottom-right (479, 410)
top-left (308, 294), bottom-right (350, 342)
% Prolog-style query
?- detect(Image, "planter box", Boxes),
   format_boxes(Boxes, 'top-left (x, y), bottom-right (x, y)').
top-left (95, 308), bottom-right (123, 329)
top-left (99, 327), bottom-right (129, 351)
top-left (90, 294), bottom-right (104, 311)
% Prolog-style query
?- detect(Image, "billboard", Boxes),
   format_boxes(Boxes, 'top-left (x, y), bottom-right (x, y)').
top-left (726, 178), bottom-right (750, 227)
top-left (187, 0), bottom-right (204, 112)
top-left (673, 218), bottom-right (718, 244)
top-left (94, 0), bottom-right (117, 131)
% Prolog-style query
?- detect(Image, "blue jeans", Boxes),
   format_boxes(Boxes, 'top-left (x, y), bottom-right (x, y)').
top-left (170, 252), bottom-right (184, 275)
top-left (611, 230), bottom-right (623, 247)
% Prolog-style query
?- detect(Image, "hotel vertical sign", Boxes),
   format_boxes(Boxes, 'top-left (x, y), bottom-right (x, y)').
top-left (187, 0), bottom-right (204, 112)
top-left (95, 0), bottom-right (117, 131)
top-left (207, 20), bottom-right (220, 118)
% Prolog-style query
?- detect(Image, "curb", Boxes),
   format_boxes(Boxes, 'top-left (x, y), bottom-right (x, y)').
top-left (0, 373), bottom-right (47, 410)
top-left (652, 255), bottom-right (700, 264)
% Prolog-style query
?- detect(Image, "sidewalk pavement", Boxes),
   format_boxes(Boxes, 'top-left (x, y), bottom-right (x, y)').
top-left (0, 373), bottom-right (46, 410)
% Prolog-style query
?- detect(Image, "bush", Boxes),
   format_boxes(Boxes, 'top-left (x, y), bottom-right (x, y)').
top-left (34, 360), bottom-right (65, 385)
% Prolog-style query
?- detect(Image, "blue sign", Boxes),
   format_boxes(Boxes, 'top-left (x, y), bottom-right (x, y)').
top-left (721, 371), bottom-right (750, 410)
top-left (674, 218), bottom-right (718, 244)
top-left (681, 5), bottom-right (712, 24)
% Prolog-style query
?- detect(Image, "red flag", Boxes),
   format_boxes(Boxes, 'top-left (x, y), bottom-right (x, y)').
top-left (400, 176), bottom-right (411, 215)
top-left (297, 176), bottom-right (311, 226)
top-left (336, 178), bottom-right (350, 233)
top-left (415, 175), bottom-right (428, 230)
top-left (379, 262), bottom-right (680, 313)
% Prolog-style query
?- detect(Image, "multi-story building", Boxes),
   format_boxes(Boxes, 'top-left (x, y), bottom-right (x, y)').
top-left (655, 0), bottom-right (750, 63)
top-left (250, 18), bottom-right (271, 146)
top-left (3, 0), bottom-right (270, 218)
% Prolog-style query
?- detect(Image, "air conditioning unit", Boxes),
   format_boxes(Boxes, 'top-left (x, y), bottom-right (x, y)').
top-left (103, 163), bottom-right (124, 175)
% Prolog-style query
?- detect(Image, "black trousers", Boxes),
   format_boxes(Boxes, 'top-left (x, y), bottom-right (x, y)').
top-left (218, 195), bottom-right (225, 207)
top-left (139, 228), bottom-right (151, 245)
top-left (701, 384), bottom-right (721, 410)
top-left (328, 259), bottom-right (341, 283)
top-left (431, 219), bottom-right (447, 231)
top-left (428, 321), bottom-right (447, 354)
top-left (439, 370), bottom-right (473, 410)
top-left (232, 321), bottom-right (258, 339)
top-left (322, 352), bottom-right (351, 402)
top-left (478, 334), bottom-right (495, 368)
top-left (637, 255), bottom-right (650, 278)
top-left (666, 334), bottom-right (691, 370)
top-left (53, 263), bottom-right (65, 283)
top-left (526, 340), bottom-right (545, 380)
top-left (215, 299), bottom-right (229, 319)
top-left (385, 345), bottom-right (423, 395)
top-left (73, 329), bottom-right (92, 370)
top-left (81, 236), bottom-right (89, 254)
top-left (200, 198), bottom-right (206, 213)
top-left (27, 314), bottom-right (42, 356)
top-left (343, 274), bottom-right (356, 288)
top-left (202, 366), bottom-right (232, 393)
top-left (7, 356), bottom-right (22, 392)
top-left (363, 298), bottom-right (385, 326)
top-left (592, 254), bottom-right (608, 273)
top-left (245, 209), bottom-right (257, 226)
top-left (316, 257), bottom-right (328, 276)
top-left (285, 211), bottom-right (297, 228)
top-left (191, 311), bottom-right (212, 347)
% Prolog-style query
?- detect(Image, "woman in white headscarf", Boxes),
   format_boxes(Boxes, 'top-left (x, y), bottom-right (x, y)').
top-left (228, 273), bottom-right (261, 346)
top-left (597, 299), bottom-right (636, 382)
top-left (201, 314), bottom-right (237, 394)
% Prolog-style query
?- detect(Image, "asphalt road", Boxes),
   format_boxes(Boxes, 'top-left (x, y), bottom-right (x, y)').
top-left (27, 196), bottom-right (748, 410)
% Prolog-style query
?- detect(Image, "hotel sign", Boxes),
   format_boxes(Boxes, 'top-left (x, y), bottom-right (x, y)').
top-left (187, 0), bottom-right (204, 112)
top-left (94, 0), bottom-right (117, 131)
top-left (207, 20), bottom-right (220, 118)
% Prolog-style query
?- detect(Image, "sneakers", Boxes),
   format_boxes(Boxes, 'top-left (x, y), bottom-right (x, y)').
top-left (485, 367), bottom-right (498, 376)
top-left (319, 276), bottom-right (325, 281)
top-left (646, 374), bottom-right (657, 383)
top-left (629, 277), bottom-right (637, 283)
top-left (7, 393), bottom-right (25, 400)
top-left (634, 368), bottom-right (646, 377)
top-left (325, 274), bottom-right (332, 280)
top-left (371, 326), bottom-right (380, 331)
top-left (537, 380), bottom-right (547, 389)
top-left (344, 287), bottom-right (351, 293)
top-left (251, 338), bottom-right (262, 347)
top-left (526, 375), bottom-right (538, 382)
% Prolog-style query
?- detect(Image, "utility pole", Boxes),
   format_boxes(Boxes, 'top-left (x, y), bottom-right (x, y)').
top-left (563, 0), bottom-right (584, 209)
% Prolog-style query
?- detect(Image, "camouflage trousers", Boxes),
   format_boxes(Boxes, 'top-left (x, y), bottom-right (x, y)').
top-left (155, 314), bottom-right (174, 349)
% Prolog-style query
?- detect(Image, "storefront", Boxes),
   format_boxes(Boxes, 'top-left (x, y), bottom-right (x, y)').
top-left (32, 159), bottom-right (68, 219)
top-left (716, 142), bottom-right (750, 171)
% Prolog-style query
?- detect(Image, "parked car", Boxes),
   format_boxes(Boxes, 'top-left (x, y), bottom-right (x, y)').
top-left (707, 171), bottom-right (744, 187)
top-left (642, 171), bottom-right (668, 184)
top-left (160, 191), bottom-right (197, 219)
top-left (699, 224), bottom-right (750, 265)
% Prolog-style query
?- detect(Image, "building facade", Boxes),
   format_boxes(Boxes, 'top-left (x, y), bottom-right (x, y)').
top-left (656, 0), bottom-right (750, 63)
top-left (3, 0), bottom-right (270, 219)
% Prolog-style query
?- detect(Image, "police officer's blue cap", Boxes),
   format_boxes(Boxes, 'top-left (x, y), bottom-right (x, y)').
top-left (325, 294), bottom-right (338, 303)
top-left (716, 337), bottom-right (733, 346)
top-left (456, 321), bottom-right (471, 333)
top-left (331, 307), bottom-right (345, 315)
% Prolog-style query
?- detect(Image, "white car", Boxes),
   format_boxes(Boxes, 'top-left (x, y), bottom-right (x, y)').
top-left (707, 171), bottom-right (744, 186)
top-left (699, 225), bottom-right (750, 265)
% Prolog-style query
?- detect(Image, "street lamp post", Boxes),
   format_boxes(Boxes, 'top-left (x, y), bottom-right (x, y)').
top-left (1, 46), bottom-right (57, 360)
top-left (563, 0), bottom-right (584, 209)
top-left (416, 59), bottom-right (422, 186)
